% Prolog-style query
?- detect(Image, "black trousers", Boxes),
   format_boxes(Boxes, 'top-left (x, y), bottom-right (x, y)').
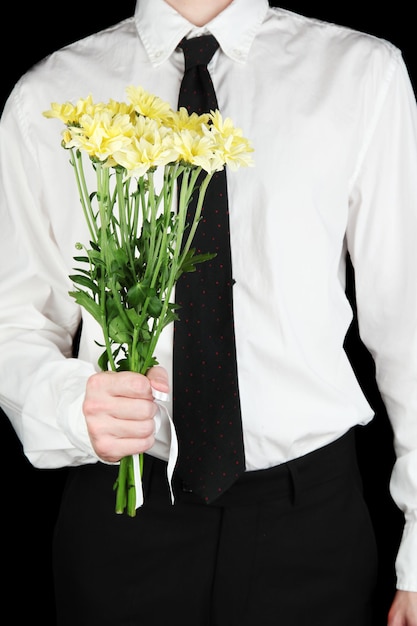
top-left (53, 429), bottom-right (378, 626)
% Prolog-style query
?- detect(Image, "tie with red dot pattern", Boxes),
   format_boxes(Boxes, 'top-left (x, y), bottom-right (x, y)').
top-left (173, 35), bottom-right (246, 503)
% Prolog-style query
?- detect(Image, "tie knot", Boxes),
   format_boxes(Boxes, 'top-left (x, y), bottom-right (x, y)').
top-left (179, 35), bottom-right (219, 71)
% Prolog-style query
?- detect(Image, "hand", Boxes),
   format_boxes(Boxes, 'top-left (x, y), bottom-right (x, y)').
top-left (388, 590), bottom-right (417, 626)
top-left (83, 366), bottom-right (169, 463)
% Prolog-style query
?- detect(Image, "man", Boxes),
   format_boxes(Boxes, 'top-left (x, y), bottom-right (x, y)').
top-left (0, 1), bottom-right (416, 624)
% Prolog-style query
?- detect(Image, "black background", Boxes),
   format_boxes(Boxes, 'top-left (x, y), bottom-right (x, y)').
top-left (0, 2), bottom-right (412, 624)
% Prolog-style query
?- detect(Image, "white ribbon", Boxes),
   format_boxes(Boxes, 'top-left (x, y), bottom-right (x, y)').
top-left (132, 389), bottom-right (178, 509)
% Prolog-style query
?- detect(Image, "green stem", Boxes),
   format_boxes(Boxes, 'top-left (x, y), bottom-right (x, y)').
top-left (70, 149), bottom-right (99, 243)
top-left (178, 169), bottom-right (212, 267)
top-left (87, 161), bottom-right (214, 516)
top-left (95, 163), bottom-right (118, 372)
top-left (139, 166), bottom-right (210, 372)
top-left (114, 456), bottom-right (128, 514)
top-left (116, 168), bottom-right (135, 273)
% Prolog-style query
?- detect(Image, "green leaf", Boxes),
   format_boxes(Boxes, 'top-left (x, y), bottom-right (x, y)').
top-left (147, 295), bottom-right (163, 318)
top-left (179, 249), bottom-right (217, 276)
top-left (160, 304), bottom-right (180, 329)
top-left (126, 282), bottom-right (151, 308)
top-left (69, 290), bottom-right (102, 325)
top-left (88, 251), bottom-right (106, 268)
top-left (97, 349), bottom-right (110, 372)
top-left (108, 315), bottom-right (133, 344)
top-left (139, 327), bottom-right (152, 342)
top-left (105, 296), bottom-right (122, 322)
top-left (143, 354), bottom-right (159, 369)
top-left (125, 307), bottom-right (144, 328)
top-left (112, 248), bottom-right (129, 268)
top-left (70, 268), bottom-right (90, 279)
top-left (115, 359), bottom-right (130, 371)
top-left (69, 274), bottom-right (100, 295)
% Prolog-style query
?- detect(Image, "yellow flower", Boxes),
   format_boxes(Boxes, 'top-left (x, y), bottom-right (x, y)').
top-left (44, 91), bottom-right (254, 174)
top-left (208, 110), bottom-right (237, 135)
top-left (174, 128), bottom-right (221, 173)
top-left (105, 99), bottom-right (135, 118)
top-left (61, 129), bottom-right (73, 147)
top-left (43, 95), bottom-right (95, 124)
top-left (206, 111), bottom-right (254, 171)
top-left (112, 115), bottom-right (178, 176)
top-left (213, 133), bottom-right (255, 171)
top-left (43, 101), bottom-right (78, 125)
top-left (126, 85), bottom-right (174, 124)
top-left (169, 107), bottom-right (210, 132)
top-left (68, 110), bottom-right (134, 161)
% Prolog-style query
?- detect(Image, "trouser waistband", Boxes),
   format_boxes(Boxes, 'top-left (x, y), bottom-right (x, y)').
top-left (174, 428), bottom-right (358, 507)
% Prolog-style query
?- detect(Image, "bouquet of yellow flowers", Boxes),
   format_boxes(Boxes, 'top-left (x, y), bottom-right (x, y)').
top-left (43, 85), bottom-right (253, 516)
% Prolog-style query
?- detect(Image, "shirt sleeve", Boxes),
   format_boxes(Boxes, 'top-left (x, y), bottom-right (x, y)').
top-left (0, 86), bottom-right (103, 468)
top-left (346, 50), bottom-right (417, 591)
top-left (0, 82), bottom-right (175, 471)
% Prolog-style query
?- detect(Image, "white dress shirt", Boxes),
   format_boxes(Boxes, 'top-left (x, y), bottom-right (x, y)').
top-left (0, 0), bottom-right (416, 589)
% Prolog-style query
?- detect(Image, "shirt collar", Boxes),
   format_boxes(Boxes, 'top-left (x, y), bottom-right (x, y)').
top-left (134, 0), bottom-right (269, 66)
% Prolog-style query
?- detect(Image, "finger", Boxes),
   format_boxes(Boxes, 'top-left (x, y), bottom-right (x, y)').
top-left (87, 370), bottom-right (154, 400)
top-left (94, 431), bottom-right (156, 462)
top-left (147, 365), bottom-right (170, 399)
top-left (97, 412), bottom-right (156, 440)
top-left (96, 396), bottom-right (159, 422)
top-left (88, 412), bottom-right (157, 461)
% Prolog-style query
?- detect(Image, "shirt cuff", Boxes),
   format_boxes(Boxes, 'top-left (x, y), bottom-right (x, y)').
top-left (395, 519), bottom-right (417, 591)
top-left (57, 371), bottom-right (102, 461)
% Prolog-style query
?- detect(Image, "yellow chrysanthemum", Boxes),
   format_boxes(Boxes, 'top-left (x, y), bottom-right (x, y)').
top-left (174, 129), bottom-right (222, 173)
top-left (207, 110), bottom-right (239, 136)
top-left (105, 99), bottom-right (135, 117)
top-left (112, 120), bottom-right (179, 177)
top-left (205, 112), bottom-right (255, 171)
top-left (68, 110), bottom-right (134, 161)
top-left (43, 101), bottom-right (79, 124)
top-left (213, 134), bottom-right (254, 171)
top-left (43, 95), bottom-right (95, 125)
top-left (132, 115), bottom-right (167, 144)
top-left (126, 85), bottom-right (174, 125)
top-left (61, 128), bottom-right (73, 147)
top-left (44, 86), bottom-right (254, 174)
top-left (169, 107), bottom-right (210, 132)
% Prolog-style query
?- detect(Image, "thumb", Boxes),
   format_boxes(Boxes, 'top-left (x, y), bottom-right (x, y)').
top-left (147, 365), bottom-right (170, 400)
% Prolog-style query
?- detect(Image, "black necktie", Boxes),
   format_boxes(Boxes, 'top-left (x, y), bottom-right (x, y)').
top-left (173, 35), bottom-right (246, 503)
